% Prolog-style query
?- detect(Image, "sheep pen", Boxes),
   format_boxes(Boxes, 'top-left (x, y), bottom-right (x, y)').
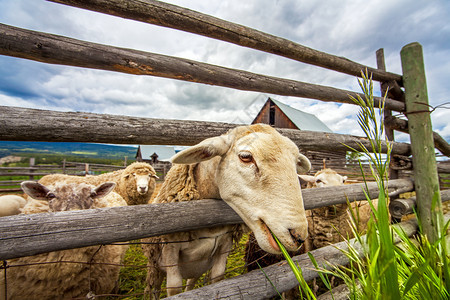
top-left (0, 0), bottom-right (447, 298)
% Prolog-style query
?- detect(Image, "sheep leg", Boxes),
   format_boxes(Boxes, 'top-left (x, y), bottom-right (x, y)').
top-left (161, 244), bottom-right (183, 296)
top-left (210, 236), bottom-right (233, 284)
top-left (185, 277), bottom-right (200, 291)
top-left (165, 268), bottom-right (183, 296)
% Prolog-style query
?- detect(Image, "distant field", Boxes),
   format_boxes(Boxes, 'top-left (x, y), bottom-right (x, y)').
top-left (0, 141), bottom-right (137, 160)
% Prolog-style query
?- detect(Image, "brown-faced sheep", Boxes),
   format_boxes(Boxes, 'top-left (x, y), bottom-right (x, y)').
top-left (39, 161), bottom-right (158, 205)
top-left (142, 124), bottom-right (312, 298)
top-left (0, 194), bottom-right (27, 217)
top-left (0, 181), bottom-right (128, 300)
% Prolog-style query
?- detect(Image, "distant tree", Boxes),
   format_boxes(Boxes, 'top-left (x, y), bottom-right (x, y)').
top-left (346, 151), bottom-right (363, 162)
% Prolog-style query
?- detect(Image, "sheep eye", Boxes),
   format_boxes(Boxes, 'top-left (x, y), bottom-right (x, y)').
top-left (46, 193), bottom-right (56, 199)
top-left (238, 152), bottom-right (253, 163)
top-left (316, 179), bottom-right (322, 184)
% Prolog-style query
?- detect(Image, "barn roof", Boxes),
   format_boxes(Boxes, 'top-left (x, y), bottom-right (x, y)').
top-left (269, 98), bottom-right (333, 133)
top-left (136, 145), bottom-right (176, 162)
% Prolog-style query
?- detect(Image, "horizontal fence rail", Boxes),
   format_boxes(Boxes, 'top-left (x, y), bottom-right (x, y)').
top-left (385, 116), bottom-right (450, 157)
top-left (48, 0), bottom-right (403, 85)
top-left (389, 189), bottom-right (450, 219)
top-left (0, 23), bottom-right (405, 112)
top-left (0, 106), bottom-right (412, 155)
top-left (0, 179), bottom-right (413, 260)
top-left (0, 161), bottom-right (127, 192)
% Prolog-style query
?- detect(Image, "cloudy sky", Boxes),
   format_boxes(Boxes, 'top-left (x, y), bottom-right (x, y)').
top-left (1, 0), bottom-right (449, 145)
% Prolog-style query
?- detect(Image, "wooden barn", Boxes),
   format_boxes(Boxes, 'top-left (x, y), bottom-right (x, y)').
top-left (135, 145), bottom-right (176, 180)
top-left (135, 145), bottom-right (176, 164)
top-left (252, 97), bottom-right (347, 172)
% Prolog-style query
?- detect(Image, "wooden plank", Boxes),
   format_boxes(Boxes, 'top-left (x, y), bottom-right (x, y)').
top-left (64, 161), bottom-right (125, 169)
top-left (389, 187), bottom-right (450, 219)
top-left (0, 106), bottom-right (412, 155)
top-left (0, 188), bottom-right (22, 193)
top-left (0, 167), bottom-right (39, 170)
top-left (0, 180), bottom-right (24, 185)
top-left (437, 162), bottom-right (450, 174)
top-left (48, 0), bottom-right (403, 84)
top-left (377, 48), bottom-right (399, 180)
top-left (0, 172), bottom-right (52, 177)
top-left (303, 179), bottom-right (413, 210)
top-left (0, 23), bottom-right (405, 111)
top-left (385, 116), bottom-right (450, 156)
top-left (0, 179), bottom-right (413, 260)
top-left (401, 42), bottom-right (443, 243)
top-left (165, 218), bottom-right (420, 299)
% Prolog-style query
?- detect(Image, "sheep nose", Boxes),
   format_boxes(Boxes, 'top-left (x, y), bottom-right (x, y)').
top-left (289, 228), bottom-right (306, 247)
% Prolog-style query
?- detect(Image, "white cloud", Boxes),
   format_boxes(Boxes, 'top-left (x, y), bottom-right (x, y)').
top-left (0, 0), bottom-right (449, 144)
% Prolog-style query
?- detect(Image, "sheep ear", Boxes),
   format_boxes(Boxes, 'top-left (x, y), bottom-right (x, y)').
top-left (92, 182), bottom-right (116, 199)
top-left (297, 153), bottom-right (311, 174)
top-left (171, 135), bottom-right (232, 164)
top-left (21, 181), bottom-right (51, 200)
top-left (298, 174), bottom-right (316, 184)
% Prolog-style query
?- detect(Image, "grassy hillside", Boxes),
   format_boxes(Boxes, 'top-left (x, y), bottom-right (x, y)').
top-left (0, 141), bottom-right (137, 161)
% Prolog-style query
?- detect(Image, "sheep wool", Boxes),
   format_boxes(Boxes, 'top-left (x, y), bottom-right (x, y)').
top-left (38, 162), bottom-right (157, 206)
top-left (0, 194), bottom-right (27, 217)
top-left (0, 181), bottom-right (128, 300)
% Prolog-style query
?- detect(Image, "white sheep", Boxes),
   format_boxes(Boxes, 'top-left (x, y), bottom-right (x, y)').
top-left (0, 194), bottom-right (27, 217)
top-left (244, 168), bottom-right (359, 298)
top-left (39, 161), bottom-right (158, 205)
top-left (0, 180), bottom-right (128, 300)
top-left (299, 168), bottom-right (374, 250)
top-left (245, 168), bottom-right (349, 270)
top-left (142, 124), bottom-right (312, 298)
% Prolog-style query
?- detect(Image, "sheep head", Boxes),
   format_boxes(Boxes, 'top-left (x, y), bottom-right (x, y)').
top-left (298, 168), bottom-right (347, 188)
top-left (21, 181), bottom-right (116, 212)
top-left (123, 164), bottom-right (158, 195)
top-left (171, 124), bottom-right (311, 254)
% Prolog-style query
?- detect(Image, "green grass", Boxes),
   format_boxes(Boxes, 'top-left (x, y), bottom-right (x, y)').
top-left (114, 243), bottom-right (148, 299)
top-left (273, 71), bottom-right (449, 299)
top-left (111, 235), bottom-right (249, 299)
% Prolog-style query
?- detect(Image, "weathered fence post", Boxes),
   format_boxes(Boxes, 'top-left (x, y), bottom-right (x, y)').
top-left (377, 48), bottom-right (399, 181)
top-left (29, 157), bottom-right (35, 180)
top-left (400, 42), bottom-right (443, 242)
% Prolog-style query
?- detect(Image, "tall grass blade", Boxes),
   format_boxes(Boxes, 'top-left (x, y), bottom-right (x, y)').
top-left (272, 233), bottom-right (316, 299)
top-left (256, 261), bottom-right (284, 299)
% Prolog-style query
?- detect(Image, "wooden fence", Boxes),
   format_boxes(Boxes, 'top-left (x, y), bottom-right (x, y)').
top-left (0, 158), bottom-right (170, 193)
top-left (0, 158), bottom-right (125, 193)
top-left (0, 0), bottom-right (449, 299)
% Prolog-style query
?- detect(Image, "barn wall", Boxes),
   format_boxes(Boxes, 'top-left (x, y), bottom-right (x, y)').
top-left (252, 100), bottom-right (270, 124)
